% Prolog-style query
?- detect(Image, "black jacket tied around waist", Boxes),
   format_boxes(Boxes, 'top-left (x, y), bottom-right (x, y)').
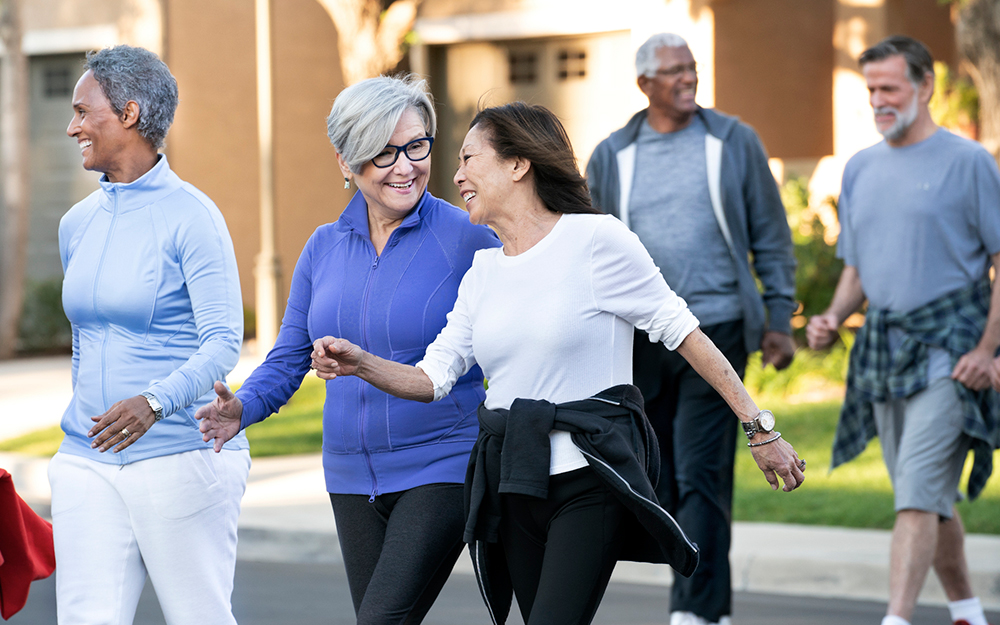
top-left (464, 384), bottom-right (700, 624)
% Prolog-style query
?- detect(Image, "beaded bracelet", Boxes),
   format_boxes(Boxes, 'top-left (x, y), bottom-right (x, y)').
top-left (747, 431), bottom-right (782, 448)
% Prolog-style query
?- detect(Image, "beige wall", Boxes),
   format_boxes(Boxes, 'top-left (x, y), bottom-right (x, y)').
top-left (165, 0), bottom-right (349, 311)
top-left (885, 0), bottom-right (956, 65)
top-left (426, 31), bottom-right (639, 206)
top-left (271, 0), bottom-right (350, 303)
top-left (714, 0), bottom-right (835, 160)
top-left (420, 0), bottom-right (528, 18)
top-left (22, 0), bottom-right (162, 53)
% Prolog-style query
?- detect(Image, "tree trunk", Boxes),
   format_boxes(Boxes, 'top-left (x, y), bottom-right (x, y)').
top-left (0, 0), bottom-right (30, 359)
top-left (956, 0), bottom-right (1000, 162)
top-left (315, 0), bottom-right (420, 85)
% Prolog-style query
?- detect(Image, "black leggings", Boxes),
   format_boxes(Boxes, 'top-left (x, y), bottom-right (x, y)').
top-left (329, 483), bottom-right (465, 625)
top-left (499, 467), bottom-right (625, 625)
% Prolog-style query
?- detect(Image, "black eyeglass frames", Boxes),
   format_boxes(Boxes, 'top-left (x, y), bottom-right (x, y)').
top-left (372, 136), bottom-right (434, 168)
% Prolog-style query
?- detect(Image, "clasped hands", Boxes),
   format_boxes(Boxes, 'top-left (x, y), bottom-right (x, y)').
top-left (310, 336), bottom-right (364, 380)
top-left (194, 337), bottom-right (365, 452)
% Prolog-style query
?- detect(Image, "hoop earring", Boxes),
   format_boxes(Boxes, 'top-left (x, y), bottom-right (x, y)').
top-left (344, 178), bottom-right (351, 190)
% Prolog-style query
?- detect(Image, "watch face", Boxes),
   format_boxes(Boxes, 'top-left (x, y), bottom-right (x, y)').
top-left (758, 410), bottom-right (775, 431)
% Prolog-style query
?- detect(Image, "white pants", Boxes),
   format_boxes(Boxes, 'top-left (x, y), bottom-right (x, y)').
top-left (48, 449), bottom-right (251, 625)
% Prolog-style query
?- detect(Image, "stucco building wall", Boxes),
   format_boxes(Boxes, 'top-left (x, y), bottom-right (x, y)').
top-left (165, 0), bottom-right (350, 311)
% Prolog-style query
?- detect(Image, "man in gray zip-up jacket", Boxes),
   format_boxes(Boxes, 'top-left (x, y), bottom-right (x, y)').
top-left (586, 33), bottom-right (796, 625)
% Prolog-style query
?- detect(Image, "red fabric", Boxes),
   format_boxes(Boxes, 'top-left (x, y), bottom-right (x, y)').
top-left (0, 468), bottom-right (56, 620)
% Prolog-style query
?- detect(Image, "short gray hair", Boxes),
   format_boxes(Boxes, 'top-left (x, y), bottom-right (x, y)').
top-left (84, 45), bottom-right (178, 150)
top-left (326, 75), bottom-right (437, 174)
top-left (859, 35), bottom-right (935, 86)
top-left (635, 33), bottom-right (690, 78)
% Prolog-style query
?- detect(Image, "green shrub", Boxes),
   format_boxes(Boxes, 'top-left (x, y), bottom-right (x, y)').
top-left (782, 177), bottom-right (843, 322)
top-left (744, 330), bottom-right (852, 402)
top-left (929, 61), bottom-right (979, 134)
top-left (243, 306), bottom-right (257, 340)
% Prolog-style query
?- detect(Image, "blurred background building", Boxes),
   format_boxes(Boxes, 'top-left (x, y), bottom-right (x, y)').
top-left (0, 0), bottom-right (961, 355)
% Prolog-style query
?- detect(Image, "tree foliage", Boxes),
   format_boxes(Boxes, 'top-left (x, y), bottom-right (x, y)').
top-left (0, 0), bottom-right (30, 358)
top-left (316, 0), bottom-right (420, 85)
top-left (929, 61), bottom-right (979, 135)
top-left (953, 0), bottom-right (1000, 161)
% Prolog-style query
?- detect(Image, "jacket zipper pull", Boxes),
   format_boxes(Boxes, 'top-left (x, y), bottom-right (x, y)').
top-left (368, 488), bottom-right (377, 503)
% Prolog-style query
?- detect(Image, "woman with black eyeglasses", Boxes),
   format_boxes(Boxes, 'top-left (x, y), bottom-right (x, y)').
top-left (195, 75), bottom-right (500, 624)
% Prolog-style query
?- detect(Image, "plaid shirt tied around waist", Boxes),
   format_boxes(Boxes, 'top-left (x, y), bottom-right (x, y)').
top-left (831, 277), bottom-right (1000, 500)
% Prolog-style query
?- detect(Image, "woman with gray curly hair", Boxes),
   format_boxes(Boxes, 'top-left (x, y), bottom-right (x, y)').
top-left (196, 74), bottom-right (500, 623)
top-left (50, 45), bottom-right (248, 624)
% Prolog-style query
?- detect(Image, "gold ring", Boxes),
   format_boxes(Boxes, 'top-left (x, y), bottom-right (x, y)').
top-left (120, 428), bottom-right (131, 438)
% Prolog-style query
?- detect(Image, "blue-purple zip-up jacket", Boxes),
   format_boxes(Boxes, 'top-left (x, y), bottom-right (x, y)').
top-left (236, 191), bottom-right (500, 497)
top-left (58, 155), bottom-right (247, 465)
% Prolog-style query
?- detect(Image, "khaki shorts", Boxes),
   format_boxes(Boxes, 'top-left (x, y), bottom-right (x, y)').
top-left (873, 377), bottom-right (971, 519)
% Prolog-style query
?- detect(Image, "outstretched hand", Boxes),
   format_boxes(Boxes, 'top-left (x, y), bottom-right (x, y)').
top-left (311, 336), bottom-right (365, 380)
top-left (195, 381), bottom-right (244, 453)
top-left (749, 437), bottom-right (805, 492)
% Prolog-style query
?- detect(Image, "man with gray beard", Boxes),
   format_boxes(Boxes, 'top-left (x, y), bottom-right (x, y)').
top-left (807, 35), bottom-right (1000, 625)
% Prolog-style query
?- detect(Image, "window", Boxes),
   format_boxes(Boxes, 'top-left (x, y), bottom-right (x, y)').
top-left (557, 49), bottom-right (586, 80)
top-left (508, 51), bottom-right (537, 84)
top-left (43, 66), bottom-right (74, 98)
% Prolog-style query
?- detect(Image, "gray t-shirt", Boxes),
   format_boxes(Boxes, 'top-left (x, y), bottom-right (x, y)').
top-left (629, 117), bottom-right (743, 326)
top-left (837, 128), bottom-right (1000, 380)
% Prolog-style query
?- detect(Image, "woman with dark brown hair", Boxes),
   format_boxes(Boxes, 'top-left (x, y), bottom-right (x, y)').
top-left (310, 102), bottom-right (805, 625)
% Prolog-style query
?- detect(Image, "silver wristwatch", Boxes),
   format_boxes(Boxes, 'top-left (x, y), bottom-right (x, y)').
top-left (142, 392), bottom-right (165, 422)
top-left (741, 409), bottom-right (775, 440)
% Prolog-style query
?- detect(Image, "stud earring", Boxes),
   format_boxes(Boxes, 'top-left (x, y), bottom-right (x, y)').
top-left (344, 178), bottom-right (351, 190)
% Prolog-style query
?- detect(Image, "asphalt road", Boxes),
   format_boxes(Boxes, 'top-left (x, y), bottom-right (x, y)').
top-left (9, 560), bottom-right (998, 624)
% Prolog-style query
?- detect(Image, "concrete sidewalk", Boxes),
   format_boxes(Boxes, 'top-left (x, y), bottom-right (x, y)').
top-left (4, 449), bottom-right (999, 610)
top-left (1, 355), bottom-right (999, 610)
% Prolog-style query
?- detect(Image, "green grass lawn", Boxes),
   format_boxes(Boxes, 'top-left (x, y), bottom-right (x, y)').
top-left (0, 377), bottom-right (328, 459)
top-left (0, 424), bottom-right (64, 457)
top-left (3, 376), bottom-right (999, 533)
top-left (734, 399), bottom-right (1000, 534)
top-left (242, 377), bottom-right (325, 456)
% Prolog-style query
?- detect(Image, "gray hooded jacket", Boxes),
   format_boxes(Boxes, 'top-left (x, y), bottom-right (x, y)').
top-left (586, 107), bottom-right (796, 353)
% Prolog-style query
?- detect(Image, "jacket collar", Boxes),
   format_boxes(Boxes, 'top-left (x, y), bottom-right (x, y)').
top-left (98, 154), bottom-right (182, 214)
top-left (338, 188), bottom-right (429, 238)
top-left (608, 106), bottom-right (740, 153)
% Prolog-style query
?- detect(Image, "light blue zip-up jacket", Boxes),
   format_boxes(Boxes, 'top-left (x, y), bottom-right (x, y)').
top-left (58, 155), bottom-right (247, 465)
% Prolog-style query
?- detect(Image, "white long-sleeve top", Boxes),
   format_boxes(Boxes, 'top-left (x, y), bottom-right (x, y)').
top-left (417, 213), bottom-right (700, 473)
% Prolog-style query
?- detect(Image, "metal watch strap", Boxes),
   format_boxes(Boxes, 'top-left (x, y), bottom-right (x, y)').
top-left (142, 392), bottom-right (164, 422)
top-left (741, 409), bottom-right (775, 440)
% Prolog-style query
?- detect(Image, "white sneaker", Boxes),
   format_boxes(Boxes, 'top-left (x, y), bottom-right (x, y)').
top-left (671, 613), bottom-right (709, 625)
top-left (669, 611), bottom-right (732, 625)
